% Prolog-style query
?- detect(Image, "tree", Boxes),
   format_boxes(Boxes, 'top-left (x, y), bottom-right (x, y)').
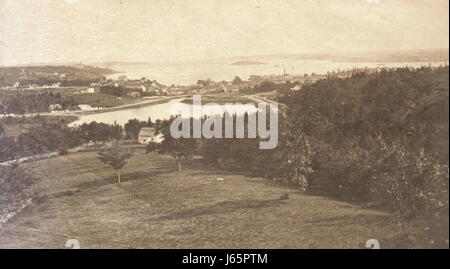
top-left (124, 118), bottom-right (153, 140)
top-left (97, 142), bottom-right (135, 184)
top-left (146, 117), bottom-right (197, 171)
top-left (80, 121), bottom-right (123, 142)
top-left (253, 80), bottom-right (278, 92)
top-left (197, 79), bottom-right (211, 88)
top-left (0, 137), bottom-right (18, 162)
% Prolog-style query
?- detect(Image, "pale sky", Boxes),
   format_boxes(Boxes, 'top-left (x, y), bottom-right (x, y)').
top-left (0, 0), bottom-right (448, 65)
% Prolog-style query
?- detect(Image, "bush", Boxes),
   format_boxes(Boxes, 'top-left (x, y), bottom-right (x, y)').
top-left (370, 142), bottom-right (449, 220)
top-left (0, 164), bottom-right (37, 217)
top-left (58, 146), bottom-right (69, 156)
top-left (0, 137), bottom-right (19, 162)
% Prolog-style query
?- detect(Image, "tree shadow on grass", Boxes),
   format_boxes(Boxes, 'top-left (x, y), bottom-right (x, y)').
top-left (157, 198), bottom-right (287, 221)
top-left (73, 166), bottom-right (175, 190)
top-left (303, 214), bottom-right (392, 228)
top-left (34, 189), bottom-right (82, 205)
top-left (33, 167), bottom-right (176, 208)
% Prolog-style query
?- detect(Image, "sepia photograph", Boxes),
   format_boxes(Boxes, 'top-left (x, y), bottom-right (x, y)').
top-left (0, 0), bottom-right (448, 253)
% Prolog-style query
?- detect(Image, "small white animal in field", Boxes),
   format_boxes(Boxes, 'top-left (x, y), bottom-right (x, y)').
top-left (217, 178), bottom-right (224, 181)
top-left (65, 239), bottom-right (80, 249)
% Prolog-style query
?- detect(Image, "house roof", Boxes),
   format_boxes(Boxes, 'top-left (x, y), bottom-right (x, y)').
top-left (139, 127), bottom-right (156, 137)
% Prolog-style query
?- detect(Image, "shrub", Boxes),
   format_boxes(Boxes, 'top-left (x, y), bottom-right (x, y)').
top-left (58, 145), bottom-right (69, 156)
top-left (0, 164), bottom-right (37, 217)
top-left (370, 142), bottom-right (449, 220)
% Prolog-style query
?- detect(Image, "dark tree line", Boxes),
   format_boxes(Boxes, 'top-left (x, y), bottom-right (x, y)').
top-left (0, 120), bottom-right (124, 162)
top-left (277, 66), bottom-right (449, 220)
top-left (124, 118), bottom-right (154, 139)
top-left (241, 80), bottom-right (297, 93)
top-left (147, 66), bottom-right (449, 223)
top-left (0, 90), bottom-right (79, 114)
top-left (99, 85), bottom-right (159, 98)
top-left (0, 117), bottom-right (162, 162)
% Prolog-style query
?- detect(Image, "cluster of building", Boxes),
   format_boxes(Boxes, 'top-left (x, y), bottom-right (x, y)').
top-left (114, 75), bottom-right (170, 95)
top-left (6, 80), bottom-right (63, 90)
top-left (177, 75), bottom-right (258, 95)
top-left (75, 75), bottom-right (257, 98)
top-left (72, 76), bottom-right (179, 97)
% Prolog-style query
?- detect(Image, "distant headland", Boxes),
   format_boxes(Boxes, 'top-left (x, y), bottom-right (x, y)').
top-left (231, 60), bottom-right (267, 66)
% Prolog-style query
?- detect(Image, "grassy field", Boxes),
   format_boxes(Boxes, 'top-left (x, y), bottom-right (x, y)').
top-left (0, 148), bottom-right (447, 248)
top-left (181, 95), bottom-right (251, 105)
top-left (50, 87), bottom-right (145, 108)
top-left (70, 92), bottom-right (143, 108)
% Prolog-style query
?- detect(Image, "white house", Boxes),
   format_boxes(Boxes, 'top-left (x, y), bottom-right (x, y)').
top-left (50, 82), bottom-right (61, 88)
top-left (78, 104), bottom-right (96, 111)
top-left (138, 127), bottom-right (156, 144)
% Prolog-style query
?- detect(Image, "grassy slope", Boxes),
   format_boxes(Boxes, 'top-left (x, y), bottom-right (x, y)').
top-left (70, 92), bottom-right (142, 108)
top-left (0, 149), bottom-right (446, 248)
top-left (181, 95), bottom-right (251, 105)
top-left (53, 87), bottom-right (146, 108)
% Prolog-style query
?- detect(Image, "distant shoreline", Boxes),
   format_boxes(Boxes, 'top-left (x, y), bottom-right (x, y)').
top-left (0, 96), bottom-right (184, 124)
top-left (231, 60), bottom-right (267, 65)
top-left (73, 96), bottom-right (184, 116)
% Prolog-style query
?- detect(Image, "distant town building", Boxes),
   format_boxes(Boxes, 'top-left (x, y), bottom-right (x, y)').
top-left (229, 85), bottom-right (240, 92)
top-left (232, 76), bottom-right (243, 85)
top-left (127, 91), bottom-right (141, 98)
top-left (78, 104), bottom-right (97, 111)
top-left (138, 127), bottom-right (156, 144)
top-left (151, 81), bottom-right (161, 89)
top-left (49, 104), bottom-right (62, 111)
top-left (50, 82), bottom-right (61, 88)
